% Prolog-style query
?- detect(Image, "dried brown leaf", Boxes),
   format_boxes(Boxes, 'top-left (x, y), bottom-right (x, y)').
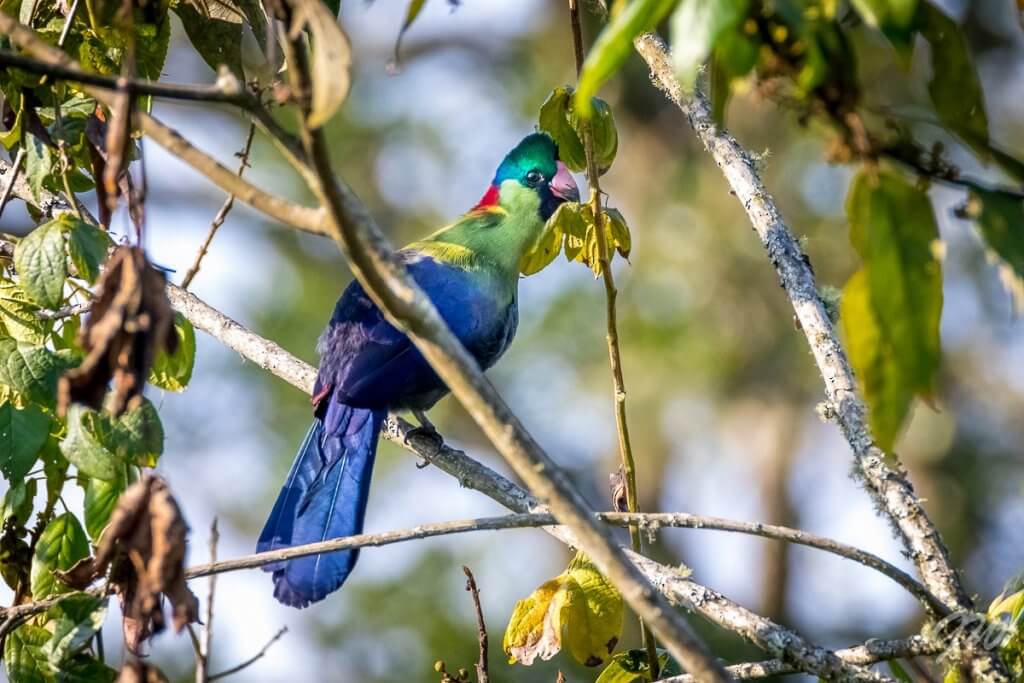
top-left (59, 246), bottom-right (177, 417)
top-left (55, 475), bottom-right (197, 654)
top-left (118, 658), bottom-right (170, 683)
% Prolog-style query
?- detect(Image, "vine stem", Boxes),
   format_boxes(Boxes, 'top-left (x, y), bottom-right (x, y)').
top-left (566, 0), bottom-right (658, 675)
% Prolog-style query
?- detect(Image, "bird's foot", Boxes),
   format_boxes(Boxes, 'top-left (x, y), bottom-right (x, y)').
top-left (405, 410), bottom-right (443, 468)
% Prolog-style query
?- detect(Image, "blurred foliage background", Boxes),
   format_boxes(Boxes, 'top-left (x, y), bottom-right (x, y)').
top-left (2, 0), bottom-right (1023, 681)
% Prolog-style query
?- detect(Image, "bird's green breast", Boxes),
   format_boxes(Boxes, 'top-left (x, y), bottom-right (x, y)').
top-left (405, 180), bottom-right (546, 302)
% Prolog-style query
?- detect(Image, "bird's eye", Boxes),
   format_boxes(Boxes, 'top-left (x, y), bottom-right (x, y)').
top-left (525, 170), bottom-right (543, 186)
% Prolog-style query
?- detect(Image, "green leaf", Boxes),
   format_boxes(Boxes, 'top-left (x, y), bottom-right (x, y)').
top-left (539, 88), bottom-right (586, 172)
top-left (504, 551), bottom-right (623, 667)
top-left (604, 207), bottom-right (632, 260)
top-left (392, 0), bottom-right (426, 63)
top-left (113, 398), bottom-right (164, 467)
top-left (23, 133), bottom-right (53, 204)
top-left (538, 87), bottom-right (618, 174)
top-left (30, 512), bottom-right (89, 599)
top-left (0, 340), bottom-right (69, 407)
top-left (847, 170), bottom-right (942, 393)
top-left (919, 2), bottom-right (988, 157)
top-left (60, 405), bottom-right (120, 481)
top-left (83, 474), bottom-right (124, 542)
top-left (0, 281), bottom-right (48, 345)
top-left (842, 266), bottom-right (916, 473)
top-left (3, 624), bottom-right (53, 683)
top-left (520, 214), bottom-right (565, 276)
top-left (669, 0), bottom-right (749, 90)
top-left (968, 189), bottom-right (1024, 300)
top-left (172, 0), bottom-right (243, 77)
top-left (42, 594), bottom-right (107, 668)
top-left (574, 0), bottom-right (678, 116)
top-left (63, 218), bottom-right (111, 285)
top-left (1, 478), bottom-right (37, 527)
top-left (136, 18), bottom-right (171, 84)
top-left (287, 0), bottom-right (352, 128)
top-left (148, 313), bottom-right (196, 392)
top-left (61, 400), bottom-right (164, 479)
top-left (56, 655), bottom-right (117, 683)
top-left (595, 649), bottom-right (681, 683)
top-left (842, 170), bottom-right (942, 450)
top-left (14, 220), bottom-right (66, 309)
top-left (0, 401), bottom-right (50, 483)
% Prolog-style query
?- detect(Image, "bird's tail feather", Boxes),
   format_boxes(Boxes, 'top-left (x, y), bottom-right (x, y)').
top-left (257, 401), bottom-right (384, 608)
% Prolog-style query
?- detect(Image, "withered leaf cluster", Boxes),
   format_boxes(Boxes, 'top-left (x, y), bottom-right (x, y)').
top-left (59, 246), bottom-right (177, 417)
top-left (59, 475), bottom-right (198, 653)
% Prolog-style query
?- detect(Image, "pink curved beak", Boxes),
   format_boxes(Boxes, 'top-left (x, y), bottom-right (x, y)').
top-left (550, 161), bottom-right (580, 202)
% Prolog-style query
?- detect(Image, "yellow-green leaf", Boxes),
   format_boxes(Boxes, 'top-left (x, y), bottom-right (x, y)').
top-left (539, 87), bottom-right (618, 174)
top-left (847, 170), bottom-right (942, 396)
top-left (392, 0), bottom-right (427, 65)
top-left (149, 313), bottom-right (196, 392)
top-left (841, 269), bottom-right (914, 451)
top-left (574, 0), bottom-right (677, 117)
top-left (669, 0), bottom-right (749, 91)
top-left (604, 207), bottom-right (632, 260)
top-left (503, 551), bottom-right (622, 668)
top-left (520, 218), bottom-right (565, 276)
top-left (3, 623), bottom-right (53, 683)
top-left (0, 281), bottom-right (47, 345)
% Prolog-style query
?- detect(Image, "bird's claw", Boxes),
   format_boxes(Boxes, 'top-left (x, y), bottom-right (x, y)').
top-left (405, 411), bottom-right (443, 468)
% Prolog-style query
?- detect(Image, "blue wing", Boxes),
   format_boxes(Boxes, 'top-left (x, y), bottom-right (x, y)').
top-left (315, 253), bottom-right (516, 411)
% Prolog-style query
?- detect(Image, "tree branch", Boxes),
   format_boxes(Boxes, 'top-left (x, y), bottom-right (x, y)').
top-left (208, 627), bottom-right (287, 682)
top-left (633, 33), bottom-right (1005, 681)
top-left (657, 635), bottom-right (943, 683)
top-left (462, 566), bottom-right (490, 683)
top-left (633, 33), bottom-right (961, 610)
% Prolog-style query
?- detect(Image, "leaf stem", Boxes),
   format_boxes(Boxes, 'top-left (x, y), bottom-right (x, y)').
top-left (565, 0), bottom-right (657, 675)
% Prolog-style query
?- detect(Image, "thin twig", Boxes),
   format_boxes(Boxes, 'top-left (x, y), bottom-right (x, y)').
top-left (196, 517), bottom-right (219, 683)
top-left (566, 0), bottom-right (657, 674)
top-left (177, 510), bottom-right (940, 614)
top-left (36, 302), bottom-right (91, 320)
top-left (0, 148), bottom-right (26, 220)
top-left (283, 25), bottom-right (730, 681)
top-left (0, 50), bottom-right (248, 105)
top-left (208, 627), bottom-right (288, 681)
top-left (632, 32), bottom-right (1005, 681)
top-left (462, 566), bottom-right (489, 683)
top-left (181, 123), bottom-right (256, 290)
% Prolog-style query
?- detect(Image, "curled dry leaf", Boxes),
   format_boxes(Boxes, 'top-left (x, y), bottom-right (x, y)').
top-left (117, 658), bottom-right (170, 683)
top-left (58, 246), bottom-right (177, 417)
top-left (58, 475), bottom-right (198, 654)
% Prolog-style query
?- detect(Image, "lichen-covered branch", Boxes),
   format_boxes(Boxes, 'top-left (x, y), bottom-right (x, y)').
top-left (632, 32), bottom-right (963, 610)
top-left (633, 33), bottom-right (1005, 681)
top-left (658, 635), bottom-right (942, 683)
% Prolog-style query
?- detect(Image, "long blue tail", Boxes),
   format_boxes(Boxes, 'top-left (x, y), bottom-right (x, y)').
top-left (257, 400), bottom-right (385, 607)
